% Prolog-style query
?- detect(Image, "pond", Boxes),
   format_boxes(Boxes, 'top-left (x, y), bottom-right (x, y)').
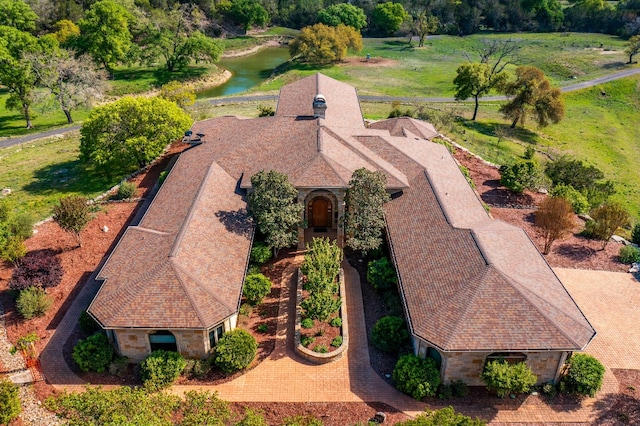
top-left (196, 47), bottom-right (290, 99)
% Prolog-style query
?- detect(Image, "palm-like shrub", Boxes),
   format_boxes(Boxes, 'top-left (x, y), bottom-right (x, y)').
top-left (214, 329), bottom-right (257, 373)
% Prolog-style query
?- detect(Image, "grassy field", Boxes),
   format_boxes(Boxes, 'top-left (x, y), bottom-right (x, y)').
top-left (0, 133), bottom-right (120, 219)
top-left (255, 32), bottom-right (631, 97)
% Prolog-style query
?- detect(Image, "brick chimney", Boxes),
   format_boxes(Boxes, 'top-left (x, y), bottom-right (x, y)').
top-left (313, 94), bottom-right (327, 119)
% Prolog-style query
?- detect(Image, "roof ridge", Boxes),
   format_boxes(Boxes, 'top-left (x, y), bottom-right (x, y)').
top-left (489, 265), bottom-right (585, 348)
top-left (318, 153), bottom-right (350, 186)
top-left (130, 226), bottom-right (171, 236)
top-left (170, 260), bottom-right (235, 316)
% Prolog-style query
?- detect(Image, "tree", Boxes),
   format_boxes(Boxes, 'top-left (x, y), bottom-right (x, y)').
top-left (500, 66), bottom-right (564, 129)
top-left (78, 0), bottom-right (133, 74)
top-left (300, 289), bottom-right (341, 323)
top-left (535, 196), bottom-right (575, 255)
top-left (317, 3), bottom-right (367, 30)
top-left (413, 12), bottom-right (439, 48)
top-left (499, 161), bottom-right (548, 193)
top-left (625, 35), bottom-right (640, 63)
top-left (159, 80), bottom-right (196, 108)
top-left (0, 26), bottom-right (40, 128)
top-left (454, 63), bottom-right (506, 121)
top-left (396, 406), bottom-right (486, 426)
top-left (289, 23), bottom-right (362, 64)
top-left (143, 5), bottom-right (223, 72)
top-left (584, 202), bottom-right (631, 249)
top-left (0, 0), bottom-right (37, 32)
top-left (247, 170), bottom-right (303, 256)
top-left (28, 49), bottom-right (107, 124)
top-left (52, 195), bottom-right (92, 247)
top-left (371, 2), bottom-right (408, 36)
top-left (53, 20), bottom-right (80, 44)
top-left (219, 0), bottom-right (269, 32)
top-left (80, 96), bottom-right (192, 174)
top-left (343, 168), bottom-right (390, 254)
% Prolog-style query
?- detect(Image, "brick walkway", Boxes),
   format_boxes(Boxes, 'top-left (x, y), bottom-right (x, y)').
top-left (39, 253), bottom-right (639, 423)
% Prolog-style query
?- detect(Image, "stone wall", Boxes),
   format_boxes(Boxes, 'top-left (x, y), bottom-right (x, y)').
top-left (113, 328), bottom-right (209, 362)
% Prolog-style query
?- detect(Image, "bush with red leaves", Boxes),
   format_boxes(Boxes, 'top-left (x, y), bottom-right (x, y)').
top-left (8, 251), bottom-right (63, 291)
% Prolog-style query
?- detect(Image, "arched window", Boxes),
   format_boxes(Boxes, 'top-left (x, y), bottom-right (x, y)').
top-left (149, 330), bottom-right (177, 352)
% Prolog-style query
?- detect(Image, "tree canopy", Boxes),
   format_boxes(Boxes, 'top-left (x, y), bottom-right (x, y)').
top-left (0, 0), bottom-right (38, 32)
top-left (535, 196), bottom-right (575, 255)
top-left (413, 12), bottom-right (439, 47)
top-left (80, 96), bottom-right (192, 174)
top-left (219, 0), bottom-right (269, 32)
top-left (247, 170), bottom-right (303, 256)
top-left (289, 23), bottom-right (362, 64)
top-left (626, 35), bottom-right (640, 63)
top-left (499, 66), bottom-right (565, 128)
top-left (343, 168), bottom-right (391, 254)
top-left (371, 2), bottom-right (408, 36)
top-left (454, 62), bottom-right (506, 121)
top-left (317, 3), bottom-right (367, 30)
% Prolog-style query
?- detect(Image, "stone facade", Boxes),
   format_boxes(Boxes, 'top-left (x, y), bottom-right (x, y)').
top-left (298, 188), bottom-right (346, 249)
top-left (109, 315), bottom-right (237, 362)
top-left (414, 337), bottom-right (568, 385)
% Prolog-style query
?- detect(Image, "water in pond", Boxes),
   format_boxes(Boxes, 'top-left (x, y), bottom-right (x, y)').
top-left (196, 47), bottom-right (290, 99)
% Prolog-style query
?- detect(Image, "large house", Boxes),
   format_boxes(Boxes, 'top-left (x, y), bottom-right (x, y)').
top-left (88, 73), bottom-right (595, 385)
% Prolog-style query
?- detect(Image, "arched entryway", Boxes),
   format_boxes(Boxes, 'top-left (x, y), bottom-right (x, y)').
top-left (308, 196), bottom-right (332, 228)
top-left (149, 330), bottom-right (177, 352)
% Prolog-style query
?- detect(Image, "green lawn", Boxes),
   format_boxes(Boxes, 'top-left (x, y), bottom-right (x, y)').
top-left (0, 133), bottom-right (120, 220)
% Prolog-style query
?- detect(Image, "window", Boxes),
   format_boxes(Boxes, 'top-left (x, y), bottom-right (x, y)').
top-left (149, 330), bottom-right (177, 352)
top-left (486, 352), bottom-right (527, 365)
top-left (427, 347), bottom-right (442, 369)
top-left (209, 325), bottom-right (225, 349)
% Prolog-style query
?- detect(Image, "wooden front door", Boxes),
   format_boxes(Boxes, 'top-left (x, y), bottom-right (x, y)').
top-left (310, 198), bottom-right (330, 227)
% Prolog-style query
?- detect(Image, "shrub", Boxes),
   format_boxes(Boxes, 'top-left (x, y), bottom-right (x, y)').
top-left (108, 356), bottom-right (129, 377)
top-left (243, 273), bottom-right (272, 305)
top-left (237, 408), bottom-right (268, 426)
top-left (366, 257), bottom-right (397, 291)
top-left (52, 195), bottom-right (92, 247)
top-left (550, 184), bottom-right (590, 214)
top-left (301, 335), bottom-right (314, 347)
top-left (438, 383), bottom-right (453, 399)
top-left (16, 286), bottom-right (53, 319)
top-left (9, 251), bottom-right (63, 291)
top-left (620, 245), bottom-right (640, 264)
top-left (499, 161), bottom-right (548, 193)
top-left (301, 237), bottom-right (342, 294)
top-left (0, 379), bottom-right (21, 425)
top-left (72, 333), bottom-right (114, 373)
top-left (329, 317), bottom-right (342, 328)
top-left (116, 181), bottom-right (137, 199)
top-left (523, 145), bottom-right (535, 160)
top-left (257, 105), bottom-right (275, 117)
top-left (395, 406), bottom-right (486, 425)
top-left (282, 415), bottom-right (324, 426)
top-left (158, 170), bottom-right (168, 185)
top-left (583, 202), bottom-right (631, 249)
top-left (8, 213), bottom-right (34, 240)
top-left (481, 360), bottom-right (537, 398)
top-left (545, 156), bottom-right (604, 192)
top-left (632, 223), bottom-right (640, 245)
top-left (450, 379), bottom-right (469, 397)
top-left (79, 310), bottom-right (101, 334)
top-left (257, 324), bottom-right (268, 333)
top-left (0, 236), bottom-right (27, 264)
top-left (393, 354), bottom-right (441, 400)
top-left (247, 264), bottom-right (261, 275)
top-left (331, 336), bottom-right (343, 347)
top-left (314, 344), bottom-right (328, 353)
top-left (250, 241), bottom-right (272, 264)
top-left (214, 329), bottom-right (257, 373)
top-left (382, 289), bottom-right (404, 316)
top-left (140, 350), bottom-right (186, 391)
top-left (542, 382), bottom-right (557, 397)
top-left (181, 390), bottom-right (231, 425)
top-left (301, 318), bottom-right (314, 329)
top-left (182, 357), bottom-right (213, 379)
top-left (562, 353), bottom-right (605, 397)
top-left (371, 316), bottom-right (409, 353)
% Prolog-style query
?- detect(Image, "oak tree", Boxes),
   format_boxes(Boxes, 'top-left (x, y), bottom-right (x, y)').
top-left (625, 35), bottom-right (640, 64)
top-left (371, 2), bottom-right (408, 36)
top-left (317, 3), bottom-right (367, 30)
top-left (289, 23), bottom-right (362, 64)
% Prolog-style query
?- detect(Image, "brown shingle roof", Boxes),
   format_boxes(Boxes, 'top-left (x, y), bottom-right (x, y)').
top-left (369, 117), bottom-right (439, 140)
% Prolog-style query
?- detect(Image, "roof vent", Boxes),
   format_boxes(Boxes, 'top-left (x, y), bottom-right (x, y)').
top-left (313, 94), bottom-right (327, 119)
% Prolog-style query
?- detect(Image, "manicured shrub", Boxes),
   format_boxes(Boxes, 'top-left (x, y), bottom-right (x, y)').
top-left (116, 181), bottom-right (137, 199)
top-left (301, 237), bottom-right (342, 294)
top-left (181, 390), bottom-right (231, 425)
top-left (282, 415), bottom-right (324, 426)
top-left (393, 354), bottom-right (441, 400)
top-left (16, 286), bottom-right (53, 319)
top-left (237, 408), bottom-right (268, 426)
top-left (0, 379), bottom-right (21, 425)
top-left (301, 318), bottom-right (314, 329)
top-left (329, 317), bottom-right (342, 328)
top-left (619, 245), bottom-right (640, 264)
top-left (301, 335), bottom-right (314, 347)
top-left (0, 235), bottom-right (27, 264)
top-left (314, 344), bottom-right (328, 353)
top-left (562, 353), bottom-right (605, 397)
top-left (140, 350), bottom-right (186, 391)
top-left (243, 273), bottom-right (272, 305)
top-left (250, 241), bottom-right (272, 264)
top-left (499, 161), bottom-right (548, 193)
top-left (481, 360), bottom-right (537, 398)
top-left (631, 223), bottom-right (640, 245)
top-left (9, 251), bottom-right (63, 290)
top-left (213, 329), bottom-right (257, 373)
top-left (182, 357), bottom-right (213, 379)
top-left (8, 213), bottom-right (34, 240)
top-left (366, 257), bottom-right (397, 291)
top-left (583, 202), bottom-right (631, 249)
top-left (247, 264), bottom-right (261, 275)
top-left (371, 316), bottom-right (409, 353)
top-left (72, 333), bottom-right (114, 373)
top-left (79, 310), bottom-right (101, 334)
top-left (331, 336), bottom-right (343, 347)
top-left (395, 406), bottom-right (486, 425)
top-left (550, 184), bottom-right (590, 214)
